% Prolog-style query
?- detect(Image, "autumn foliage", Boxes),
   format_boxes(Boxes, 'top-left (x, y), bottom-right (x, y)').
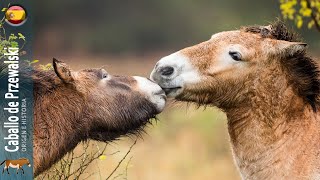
top-left (280, 0), bottom-right (320, 31)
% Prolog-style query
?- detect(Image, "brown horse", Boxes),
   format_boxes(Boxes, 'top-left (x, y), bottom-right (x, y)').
top-left (151, 22), bottom-right (320, 179)
top-left (24, 58), bottom-right (166, 176)
top-left (0, 158), bottom-right (31, 174)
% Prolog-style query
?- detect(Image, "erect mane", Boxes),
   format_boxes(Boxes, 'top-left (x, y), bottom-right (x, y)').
top-left (243, 21), bottom-right (320, 111)
top-left (242, 21), bottom-right (301, 42)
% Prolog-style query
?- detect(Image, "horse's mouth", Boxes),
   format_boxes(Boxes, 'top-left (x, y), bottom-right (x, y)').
top-left (162, 87), bottom-right (182, 96)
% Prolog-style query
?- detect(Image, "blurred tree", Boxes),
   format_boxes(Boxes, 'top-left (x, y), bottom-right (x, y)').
top-left (33, 0), bottom-right (280, 55)
top-left (32, 0), bottom-right (319, 55)
top-left (279, 0), bottom-right (320, 32)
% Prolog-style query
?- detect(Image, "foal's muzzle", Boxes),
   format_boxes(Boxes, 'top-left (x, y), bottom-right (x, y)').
top-left (133, 76), bottom-right (166, 112)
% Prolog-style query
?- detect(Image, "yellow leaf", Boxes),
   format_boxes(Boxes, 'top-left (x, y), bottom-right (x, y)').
top-left (289, 14), bottom-right (295, 20)
top-left (301, 0), bottom-right (307, 8)
top-left (99, 155), bottom-right (107, 160)
top-left (1, 8), bottom-right (7, 12)
top-left (295, 15), bottom-right (303, 28)
top-left (291, 0), bottom-right (297, 5)
top-left (280, 3), bottom-right (289, 10)
top-left (297, 19), bottom-right (303, 28)
top-left (308, 21), bottom-right (315, 29)
top-left (316, 1), bottom-right (320, 9)
top-left (32, 60), bottom-right (39, 64)
top-left (300, 8), bottom-right (312, 17)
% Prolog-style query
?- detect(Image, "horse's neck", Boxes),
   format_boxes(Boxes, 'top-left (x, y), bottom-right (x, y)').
top-left (33, 89), bottom-right (87, 175)
top-left (224, 70), bottom-right (320, 179)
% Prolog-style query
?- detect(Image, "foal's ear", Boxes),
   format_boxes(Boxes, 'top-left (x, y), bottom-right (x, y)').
top-left (53, 58), bottom-right (74, 83)
top-left (278, 41), bottom-right (307, 55)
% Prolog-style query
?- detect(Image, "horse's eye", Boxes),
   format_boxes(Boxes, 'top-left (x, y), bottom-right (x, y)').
top-left (102, 73), bottom-right (108, 79)
top-left (229, 51), bottom-right (242, 61)
top-left (100, 69), bottom-right (109, 79)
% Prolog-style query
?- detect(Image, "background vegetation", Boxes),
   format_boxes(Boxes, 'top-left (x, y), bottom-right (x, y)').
top-left (33, 0), bottom-right (319, 57)
top-left (279, 0), bottom-right (320, 31)
top-left (31, 0), bottom-right (319, 179)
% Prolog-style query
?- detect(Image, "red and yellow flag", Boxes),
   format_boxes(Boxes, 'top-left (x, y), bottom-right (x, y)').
top-left (5, 6), bottom-right (26, 25)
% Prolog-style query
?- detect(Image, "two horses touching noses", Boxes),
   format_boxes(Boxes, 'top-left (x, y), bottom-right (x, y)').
top-left (151, 21), bottom-right (320, 179)
top-left (26, 21), bottom-right (319, 179)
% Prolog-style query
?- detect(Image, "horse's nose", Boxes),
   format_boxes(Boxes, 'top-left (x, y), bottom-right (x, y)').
top-left (158, 66), bottom-right (174, 76)
top-left (133, 76), bottom-right (166, 113)
top-left (150, 54), bottom-right (181, 82)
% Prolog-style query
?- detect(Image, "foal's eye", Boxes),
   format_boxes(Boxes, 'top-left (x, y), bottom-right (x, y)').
top-left (102, 73), bottom-right (108, 79)
top-left (229, 51), bottom-right (242, 61)
top-left (100, 69), bottom-right (109, 79)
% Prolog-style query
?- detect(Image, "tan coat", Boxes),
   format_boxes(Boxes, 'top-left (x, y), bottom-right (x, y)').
top-left (151, 21), bottom-right (320, 179)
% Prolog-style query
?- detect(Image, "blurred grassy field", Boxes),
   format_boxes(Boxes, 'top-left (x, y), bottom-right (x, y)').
top-left (93, 105), bottom-right (240, 180)
top-left (64, 104), bottom-right (240, 180)
top-left (36, 54), bottom-right (240, 180)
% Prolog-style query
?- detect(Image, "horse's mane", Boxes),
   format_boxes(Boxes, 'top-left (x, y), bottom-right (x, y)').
top-left (243, 21), bottom-right (320, 111)
top-left (0, 63), bottom-right (65, 95)
top-left (243, 21), bottom-right (301, 42)
top-left (32, 70), bottom-right (62, 94)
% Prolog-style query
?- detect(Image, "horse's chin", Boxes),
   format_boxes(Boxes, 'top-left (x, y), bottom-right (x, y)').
top-left (174, 90), bottom-right (215, 106)
top-left (162, 87), bottom-right (183, 97)
top-left (89, 112), bottom-right (158, 142)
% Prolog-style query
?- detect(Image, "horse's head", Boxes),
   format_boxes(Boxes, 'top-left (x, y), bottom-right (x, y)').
top-left (32, 59), bottom-right (167, 176)
top-left (47, 59), bottom-right (166, 141)
top-left (151, 22), bottom-right (318, 109)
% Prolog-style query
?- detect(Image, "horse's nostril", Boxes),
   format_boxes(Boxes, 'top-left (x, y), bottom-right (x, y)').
top-left (159, 66), bottom-right (174, 76)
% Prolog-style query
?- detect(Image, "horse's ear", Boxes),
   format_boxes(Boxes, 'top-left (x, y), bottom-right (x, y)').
top-left (278, 41), bottom-right (307, 56)
top-left (53, 58), bottom-right (74, 83)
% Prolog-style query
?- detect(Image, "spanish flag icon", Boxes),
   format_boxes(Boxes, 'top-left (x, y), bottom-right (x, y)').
top-left (5, 5), bottom-right (27, 26)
